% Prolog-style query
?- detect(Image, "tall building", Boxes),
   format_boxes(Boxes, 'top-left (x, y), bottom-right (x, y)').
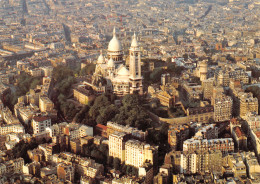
top-left (238, 92), bottom-right (258, 119)
top-left (216, 70), bottom-right (229, 87)
top-left (198, 60), bottom-right (208, 81)
top-left (109, 131), bottom-right (129, 162)
top-left (214, 95), bottom-right (233, 122)
top-left (93, 28), bottom-right (143, 96)
top-left (245, 112), bottom-right (260, 130)
top-left (125, 139), bottom-right (158, 168)
top-left (202, 78), bottom-right (214, 100)
top-left (211, 86), bottom-right (224, 105)
top-left (165, 150), bottom-right (222, 174)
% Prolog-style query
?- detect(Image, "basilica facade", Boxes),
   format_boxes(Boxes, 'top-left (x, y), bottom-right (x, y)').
top-left (93, 28), bottom-right (143, 96)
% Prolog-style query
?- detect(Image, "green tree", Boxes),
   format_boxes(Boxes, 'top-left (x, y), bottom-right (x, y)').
top-left (53, 66), bottom-right (74, 82)
top-left (80, 63), bottom-right (96, 76)
top-left (108, 156), bottom-right (113, 166)
top-left (113, 158), bottom-right (121, 170)
top-left (114, 94), bottom-right (151, 131)
top-left (88, 95), bottom-right (118, 125)
top-left (150, 68), bottom-right (164, 83)
top-left (126, 165), bottom-right (132, 175)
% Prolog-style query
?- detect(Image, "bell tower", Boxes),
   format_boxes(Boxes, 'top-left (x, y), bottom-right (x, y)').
top-left (129, 33), bottom-right (143, 94)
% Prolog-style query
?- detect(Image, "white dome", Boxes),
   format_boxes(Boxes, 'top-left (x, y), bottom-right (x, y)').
top-left (107, 58), bottom-right (115, 68)
top-left (131, 33), bottom-right (139, 47)
top-left (97, 50), bottom-right (105, 64)
top-left (117, 66), bottom-right (129, 76)
top-left (108, 27), bottom-right (122, 52)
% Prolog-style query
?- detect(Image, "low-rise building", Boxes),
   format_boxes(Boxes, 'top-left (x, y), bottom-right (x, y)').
top-left (107, 122), bottom-right (147, 141)
top-left (39, 96), bottom-right (54, 113)
top-left (168, 125), bottom-right (190, 150)
top-left (183, 138), bottom-right (234, 153)
top-left (224, 153), bottom-right (247, 178)
top-left (32, 115), bottom-right (51, 134)
top-left (57, 163), bottom-right (75, 183)
top-left (53, 152), bottom-right (104, 179)
top-left (245, 112), bottom-right (260, 130)
top-left (239, 92), bottom-right (258, 119)
top-left (187, 106), bottom-right (214, 124)
top-left (0, 158), bottom-right (24, 175)
top-left (73, 85), bottom-right (96, 105)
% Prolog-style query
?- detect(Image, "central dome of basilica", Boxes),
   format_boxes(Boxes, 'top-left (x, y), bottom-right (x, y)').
top-left (108, 27), bottom-right (122, 52)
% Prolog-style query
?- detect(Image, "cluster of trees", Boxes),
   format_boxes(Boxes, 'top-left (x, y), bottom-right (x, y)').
top-left (6, 138), bottom-right (48, 163)
top-left (74, 94), bottom-right (151, 131)
top-left (245, 86), bottom-right (260, 114)
top-left (58, 94), bottom-right (79, 120)
top-left (147, 123), bottom-right (169, 164)
top-left (52, 65), bottom-right (98, 120)
top-left (107, 157), bottom-right (139, 177)
top-left (144, 62), bottom-right (185, 84)
top-left (168, 106), bottom-right (186, 118)
top-left (4, 72), bottom-right (41, 110)
top-left (88, 95), bottom-right (118, 125)
top-left (113, 94), bottom-right (151, 131)
top-left (81, 143), bottom-right (108, 164)
top-left (251, 67), bottom-right (260, 79)
top-left (52, 66), bottom-right (79, 120)
top-left (53, 66), bottom-right (74, 83)
top-left (79, 63), bottom-right (96, 76)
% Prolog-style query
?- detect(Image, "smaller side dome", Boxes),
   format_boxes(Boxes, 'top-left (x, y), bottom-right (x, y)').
top-left (107, 58), bottom-right (115, 68)
top-left (97, 50), bottom-right (105, 64)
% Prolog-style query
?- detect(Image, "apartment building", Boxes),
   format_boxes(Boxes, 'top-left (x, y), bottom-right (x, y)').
top-left (202, 78), bottom-right (214, 100)
top-left (32, 115), bottom-right (51, 134)
top-left (214, 95), bottom-right (233, 122)
top-left (57, 163), bottom-right (74, 183)
top-left (107, 122), bottom-right (147, 141)
top-left (238, 92), bottom-right (258, 119)
top-left (53, 152), bottom-right (104, 179)
top-left (0, 124), bottom-right (25, 135)
top-left (125, 139), bottom-right (158, 168)
top-left (165, 150), bottom-right (222, 174)
top-left (183, 138), bottom-right (234, 153)
top-left (168, 125), bottom-right (190, 150)
top-left (46, 122), bottom-right (93, 140)
top-left (39, 96), bottom-right (54, 112)
top-left (0, 158), bottom-right (24, 175)
top-left (14, 102), bottom-right (40, 124)
top-left (245, 112), bottom-right (260, 130)
top-left (109, 131), bottom-right (129, 162)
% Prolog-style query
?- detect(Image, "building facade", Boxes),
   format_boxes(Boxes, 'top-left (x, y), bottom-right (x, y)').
top-left (32, 116), bottom-right (51, 134)
top-left (109, 131), bottom-right (129, 162)
top-left (214, 95), bottom-right (233, 122)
